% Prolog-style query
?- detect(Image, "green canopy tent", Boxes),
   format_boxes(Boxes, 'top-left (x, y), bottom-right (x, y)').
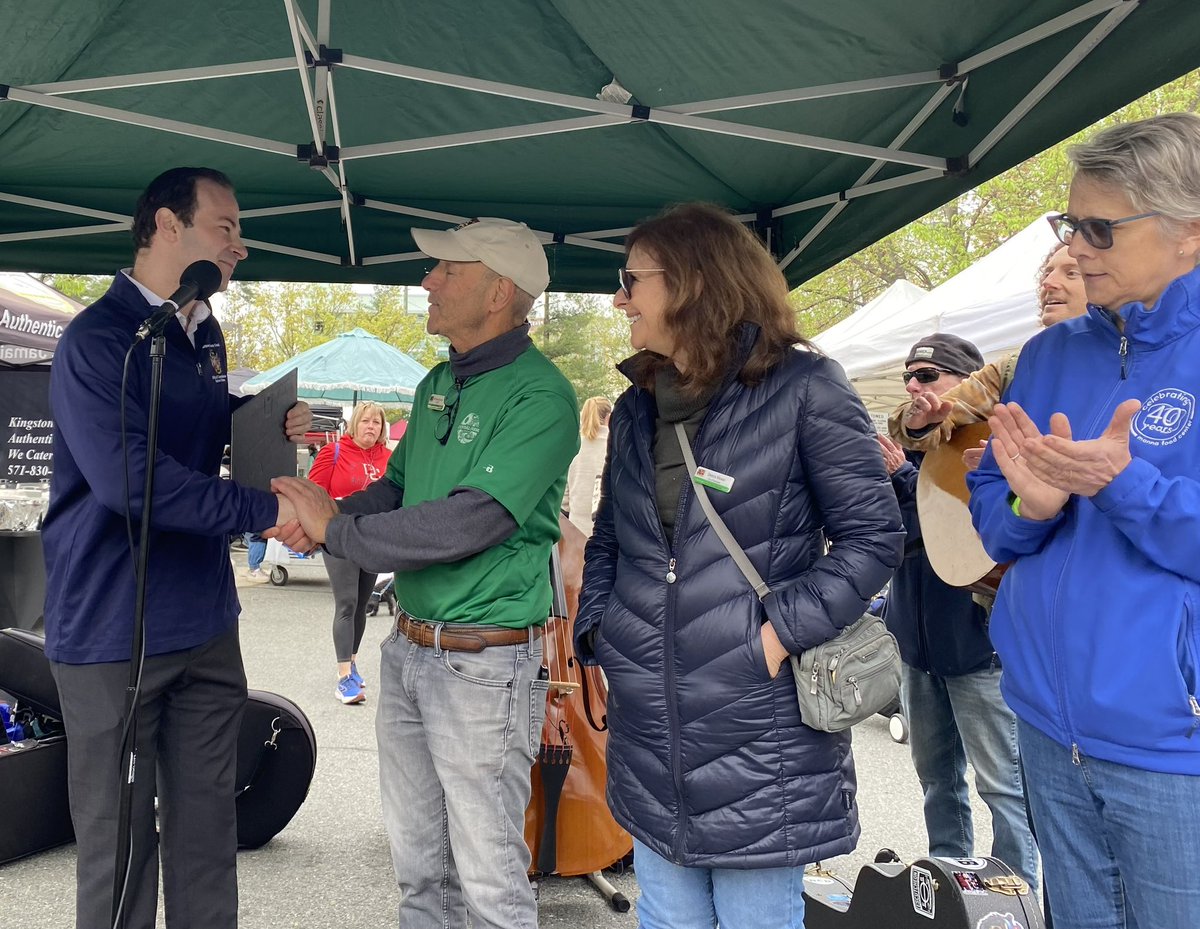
top-left (1, 1), bottom-right (1198, 291)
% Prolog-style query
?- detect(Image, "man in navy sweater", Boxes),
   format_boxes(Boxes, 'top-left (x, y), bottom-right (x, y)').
top-left (878, 333), bottom-right (1038, 890)
top-left (41, 166), bottom-right (309, 929)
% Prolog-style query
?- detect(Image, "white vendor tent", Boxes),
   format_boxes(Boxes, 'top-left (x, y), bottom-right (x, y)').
top-left (821, 215), bottom-right (1061, 413)
top-left (813, 279), bottom-right (928, 361)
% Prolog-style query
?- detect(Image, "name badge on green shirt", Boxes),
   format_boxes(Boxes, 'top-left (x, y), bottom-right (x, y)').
top-left (389, 349), bottom-right (581, 629)
top-left (693, 466), bottom-right (735, 493)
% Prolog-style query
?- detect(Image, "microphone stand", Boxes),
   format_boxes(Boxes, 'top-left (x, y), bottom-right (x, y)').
top-left (111, 328), bottom-right (167, 929)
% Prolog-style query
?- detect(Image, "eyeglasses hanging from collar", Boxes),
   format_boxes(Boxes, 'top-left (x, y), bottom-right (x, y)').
top-left (433, 377), bottom-right (467, 445)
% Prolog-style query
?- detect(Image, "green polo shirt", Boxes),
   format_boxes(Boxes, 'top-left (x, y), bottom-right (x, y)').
top-left (384, 345), bottom-right (579, 628)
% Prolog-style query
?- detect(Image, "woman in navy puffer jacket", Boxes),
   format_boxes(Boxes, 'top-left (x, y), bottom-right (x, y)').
top-left (575, 203), bottom-right (904, 929)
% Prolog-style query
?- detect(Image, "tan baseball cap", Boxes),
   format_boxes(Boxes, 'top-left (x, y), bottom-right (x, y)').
top-left (412, 217), bottom-right (550, 297)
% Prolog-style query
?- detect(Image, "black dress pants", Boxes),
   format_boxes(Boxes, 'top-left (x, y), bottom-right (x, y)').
top-left (50, 626), bottom-right (247, 929)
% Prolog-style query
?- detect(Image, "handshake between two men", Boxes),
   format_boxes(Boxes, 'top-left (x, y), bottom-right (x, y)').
top-left (267, 473), bottom-right (340, 553)
top-left (265, 401), bottom-right (339, 552)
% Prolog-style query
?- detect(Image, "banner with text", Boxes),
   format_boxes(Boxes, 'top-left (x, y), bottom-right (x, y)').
top-left (0, 369), bottom-right (53, 483)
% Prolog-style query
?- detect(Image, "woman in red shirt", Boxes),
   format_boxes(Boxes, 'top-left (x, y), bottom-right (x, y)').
top-left (308, 401), bottom-right (391, 704)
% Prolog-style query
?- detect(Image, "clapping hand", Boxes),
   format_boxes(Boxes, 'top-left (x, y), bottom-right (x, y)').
top-left (1019, 399), bottom-right (1140, 498)
top-left (876, 433), bottom-right (907, 475)
top-left (962, 440), bottom-right (988, 472)
top-left (986, 402), bottom-right (1070, 521)
top-left (903, 387), bottom-right (954, 431)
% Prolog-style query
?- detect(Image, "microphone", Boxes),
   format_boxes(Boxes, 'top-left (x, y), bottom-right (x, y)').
top-left (134, 259), bottom-right (224, 342)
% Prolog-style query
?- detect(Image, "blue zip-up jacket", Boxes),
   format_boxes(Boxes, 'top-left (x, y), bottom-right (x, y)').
top-left (885, 451), bottom-right (994, 676)
top-left (575, 326), bottom-right (905, 868)
top-left (42, 273), bottom-right (278, 664)
top-left (968, 265), bottom-right (1200, 774)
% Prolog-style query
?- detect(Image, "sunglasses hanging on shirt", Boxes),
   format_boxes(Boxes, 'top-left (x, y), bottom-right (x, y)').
top-left (433, 378), bottom-right (466, 445)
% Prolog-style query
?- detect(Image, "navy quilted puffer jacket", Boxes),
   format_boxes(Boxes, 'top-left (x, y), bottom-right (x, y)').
top-left (576, 328), bottom-right (904, 868)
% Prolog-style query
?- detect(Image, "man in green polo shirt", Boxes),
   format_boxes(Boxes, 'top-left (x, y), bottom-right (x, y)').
top-left (272, 217), bottom-right (579, 929)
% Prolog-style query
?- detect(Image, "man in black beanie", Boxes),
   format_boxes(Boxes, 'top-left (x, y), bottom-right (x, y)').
top-left (899, 333), bottom-right (987, 435)
top-left (875, 332), bottom-right (1039, 889)
top-left (905, 332), bottom-right (985, 377)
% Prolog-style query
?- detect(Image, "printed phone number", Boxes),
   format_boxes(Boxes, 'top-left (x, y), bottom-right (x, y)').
top-left (5, 465), bottom-right (50, 477)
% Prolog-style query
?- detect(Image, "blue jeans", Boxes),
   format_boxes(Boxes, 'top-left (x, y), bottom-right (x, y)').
top-left (244, 531), bottom-right (266, 571)
top-left (633, 838), bottom-right (806, 929)
top-left (1019, 720), bottom-right (1200, 929)
top-left (901, 663), bottom-right (1039, 891)
top-left (376, 624), bottom-right (546, 929)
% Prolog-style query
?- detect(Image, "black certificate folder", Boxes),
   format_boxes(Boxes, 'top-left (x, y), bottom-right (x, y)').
top-left (231, 369), bottom-right (299, 493)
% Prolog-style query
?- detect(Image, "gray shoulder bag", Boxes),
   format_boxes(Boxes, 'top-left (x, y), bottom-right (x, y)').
top-left (675, 423), bottom-right (900, 732)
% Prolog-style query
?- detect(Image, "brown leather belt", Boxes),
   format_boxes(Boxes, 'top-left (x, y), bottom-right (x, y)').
top-left (396, 611), bottom-right (542, 653)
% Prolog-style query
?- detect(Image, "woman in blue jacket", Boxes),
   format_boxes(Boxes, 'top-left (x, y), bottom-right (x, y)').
top-left (575, 203), bottom-right (904, 929)
top-left (968, 113), bottom-right (1200, 929)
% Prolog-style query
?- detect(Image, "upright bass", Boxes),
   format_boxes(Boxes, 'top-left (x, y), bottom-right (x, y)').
top-left (524, 518), bottom-right (632, 910)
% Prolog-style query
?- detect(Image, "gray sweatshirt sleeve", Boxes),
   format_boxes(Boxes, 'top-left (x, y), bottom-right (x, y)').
top-left (323, 486), bottom-right (518, 574)
top-left (335, 476), bottom-right (404, 516)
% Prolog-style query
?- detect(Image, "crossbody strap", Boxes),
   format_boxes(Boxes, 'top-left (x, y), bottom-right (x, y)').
top-left (674, 423), bottom-right (770, 600)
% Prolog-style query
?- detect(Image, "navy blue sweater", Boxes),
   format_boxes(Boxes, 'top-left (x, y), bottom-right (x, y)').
top-left (42, 273), bottom-right (277, 664)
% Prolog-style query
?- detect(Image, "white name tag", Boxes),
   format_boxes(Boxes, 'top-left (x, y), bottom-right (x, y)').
top-left (428, 394), bottom-right (447, 412)
top-left (693, 466), bottom-right (735, 493)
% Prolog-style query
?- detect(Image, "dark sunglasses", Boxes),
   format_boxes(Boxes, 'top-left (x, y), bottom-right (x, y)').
top-left (617, 267), bottom-right (664, 299)
top-left (902, 367), bottom-right (953, 385)
top-left (433, 378), bottom-right (466, 446)
top-left (1046, 211), bottom-right (1160, 250)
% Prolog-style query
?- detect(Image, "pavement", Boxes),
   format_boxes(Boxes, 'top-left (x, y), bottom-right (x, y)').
top-left (0, 561), bottom-right (996, 928)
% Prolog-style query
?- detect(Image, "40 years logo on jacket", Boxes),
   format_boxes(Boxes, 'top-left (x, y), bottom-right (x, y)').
top-left (1131, 388), bottom-right (1195, 447)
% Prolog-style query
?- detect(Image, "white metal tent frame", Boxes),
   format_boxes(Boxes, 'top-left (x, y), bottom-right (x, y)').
top-left (0, 0), bottom-right (1137, 274)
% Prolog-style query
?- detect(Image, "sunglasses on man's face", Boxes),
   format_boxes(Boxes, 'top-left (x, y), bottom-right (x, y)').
top-left (617, 267), bottom-right (665, 299)
top-left (1046, 211), bottom-right (1161, 250)
top-left (902, 367), bottom-right (953, 385)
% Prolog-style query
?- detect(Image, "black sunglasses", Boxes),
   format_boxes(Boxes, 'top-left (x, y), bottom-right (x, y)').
top-left (902, 367), bottom-right (953, 385)
top-left (617, 267), bottom-right (664, 299)
top-left (1046, 211), bottom-right (1160, 250)
top-left (433, 378), bottom-right (465, 445)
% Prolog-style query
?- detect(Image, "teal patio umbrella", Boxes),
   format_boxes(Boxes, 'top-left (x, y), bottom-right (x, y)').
top-left (241, 328), bottom-right (427, 403)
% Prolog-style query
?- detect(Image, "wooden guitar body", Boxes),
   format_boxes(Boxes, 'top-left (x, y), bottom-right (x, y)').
top-left (915, 422), bottom-right (1009, 595)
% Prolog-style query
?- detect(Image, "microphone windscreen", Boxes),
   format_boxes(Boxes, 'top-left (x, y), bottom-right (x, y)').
top-left (182, 260), bottom-right (223, 303)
